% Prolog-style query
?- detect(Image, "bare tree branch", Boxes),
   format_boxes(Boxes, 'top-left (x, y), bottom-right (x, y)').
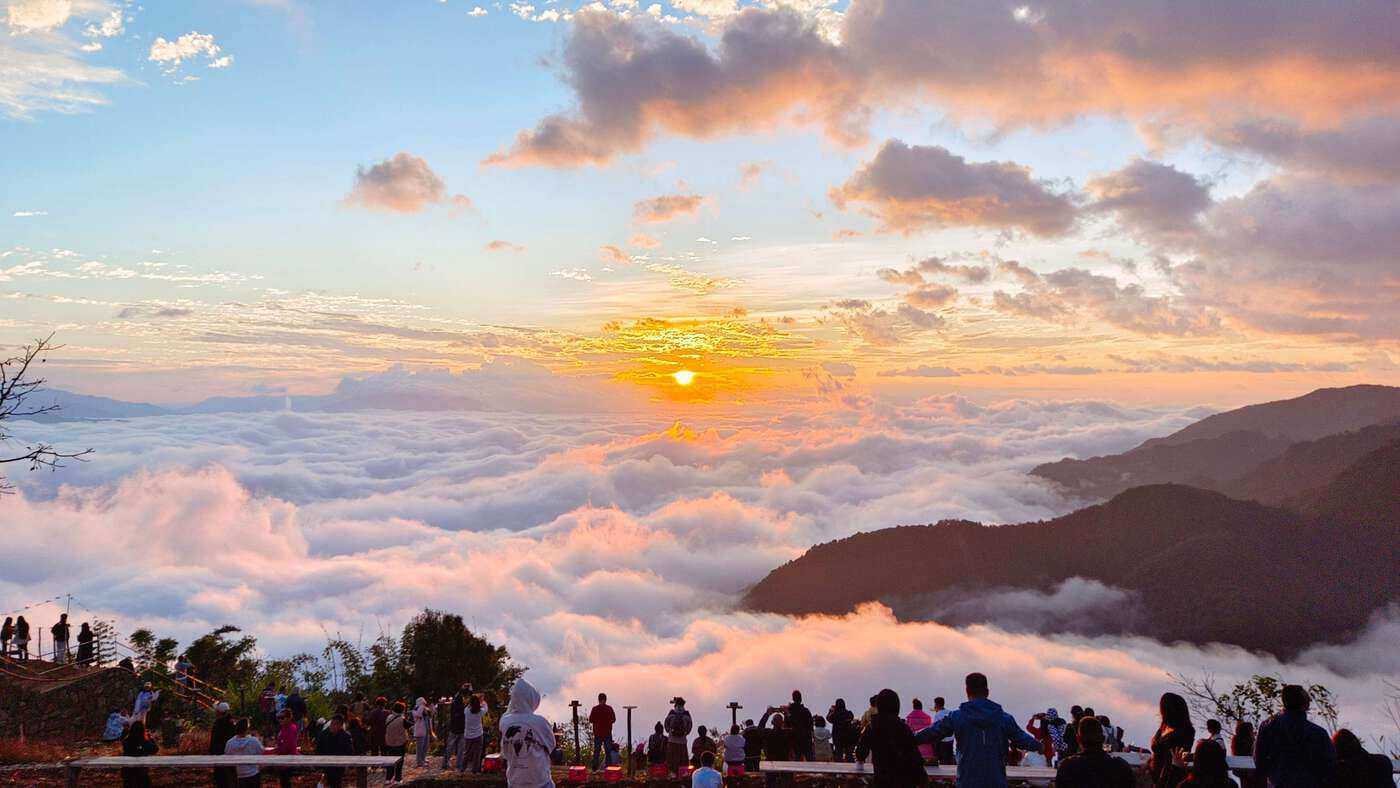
top-left (0, 333), bottom-right (93, 493)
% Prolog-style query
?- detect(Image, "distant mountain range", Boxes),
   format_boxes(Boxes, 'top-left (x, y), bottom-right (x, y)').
top-left (744, 385), bottom-right (1400, 655)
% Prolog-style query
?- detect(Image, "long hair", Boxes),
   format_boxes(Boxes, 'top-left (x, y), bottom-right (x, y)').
top-left (1231, 721), bottom-right (1254, 756)
top-left (468, 694), bottom-right (482, 713)
top-left (126, 720), bottom-right (149, 742)
top-left (1158, 692), bottom-right (1191, 733)
top-left (1192, 740), bottom-right (1228, 781)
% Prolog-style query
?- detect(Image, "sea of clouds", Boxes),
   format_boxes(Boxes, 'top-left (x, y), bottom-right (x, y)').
top-left (4, 384), bottom-right (1398, 747)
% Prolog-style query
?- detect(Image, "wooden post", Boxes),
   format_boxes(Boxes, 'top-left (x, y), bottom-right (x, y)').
top-left (624, 706), bottom-right (637, 776)
top-left (63, 764), bottom-right (81, 788)
top-left (569, 700), bottom-right (583, 765)
top-left (354, 766), bottom-right (369, 788)
top-left (727, 702), bottom-right (743, 729)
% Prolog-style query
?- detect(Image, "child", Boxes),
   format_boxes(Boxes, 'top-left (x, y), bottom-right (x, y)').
top-left (692, 751), bottom-right (723, 788)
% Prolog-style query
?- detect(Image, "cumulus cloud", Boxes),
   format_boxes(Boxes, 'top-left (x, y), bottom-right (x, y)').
top-left (633, 193), bottom-right (708, 224)
top-left (148, 32), bottom-right (234, 74)
top-left (993, 265), bottom-right (1219, 337)
top-left (831, 140), bottom-right (1078, 237)
top-left (1207, 114), bottom-right (1400, 184)
top-left (483, 7), bottom-right (860, 167)
top-left (1087, 159), bottom-right (1213, 241)
top-left (342, 152), bottom-right (474, 215)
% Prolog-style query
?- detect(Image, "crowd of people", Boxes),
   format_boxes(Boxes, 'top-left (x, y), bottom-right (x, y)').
top-left (0, 613), bottom-right (96, 664)
top-left (93, 671), bottom-right (1394, 788)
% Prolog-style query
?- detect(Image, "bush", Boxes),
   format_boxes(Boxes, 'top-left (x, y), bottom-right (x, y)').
top-left (0, 737), bottom-right (74, 764)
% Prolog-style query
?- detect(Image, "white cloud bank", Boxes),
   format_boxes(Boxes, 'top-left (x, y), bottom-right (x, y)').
top-left (3, 392), bottom-right (1396, 745)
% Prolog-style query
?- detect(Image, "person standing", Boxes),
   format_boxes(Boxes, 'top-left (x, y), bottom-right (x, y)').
top-left (366, 696), bottom-right (389, 757)
top-left (0, 617), bottom-right (11, 657)
top-left (856, 688), bottom-right (928, 788)
top-left (174, 653), bottom-right (194, 694)
top-left (383, 700), bottom-right (409, 784)
top-left (316, 714), bottom-right (356, 788)
top-left (76, 622), bottom-right (94, 665)
top-left (51, 613), bottom-right (71, 664)
top-left (223, 718), bottom-right (265, 788)
top-left (443, 691), bottom-right (467, 771)
top-left (463, 694), bottom-right (488, 773)
top-left (741, 719), bottom-right (763, 773)
top-left (589, 692), bottom-right (617, 771)
top-left (1055, 718), bottom-right (1134, 788)
top-left (13, 616), bottom-right (30, 661)
top-left (1201, 719), bottom-right (1226, 752)
top-left (930, 697), bottom-right (955, 766)
top-left (133, 683), bottom-right (160, 723)
top-left (812, 715), bottom-right (834, 762)
top-left (273, 708), bottom-right (301, 788)
top-left (665, 697), bottom-right (694, 776)
top-left (906, 698), bottom-right (934, 763)
top-left (209, 702), bottom-right (237, 788)
top-left (500, 678), bottom-right (556, 788)
top-left (286, 688), bottom-right (308, 732)
top-left (914, 673), bottom-right (1041, 788)
top-left (786, 690), bottom-right (815, 761)
top-left (121, 719), bottom-right (159, 788)
top-left (1147, 693), bottom-right (1196, 788)
top-left (649, 722), bottom-right (670, 769)
top-left (412, 697), bottom-right (436, 767)
top-left (722, 724), bottom-right (747, 772)
top-left (1255, 685), bottom-right (1336, 788)
top-left (827, 699), bottom-right (856, 763)
top-left (259, 683), bottom-right (278, 736)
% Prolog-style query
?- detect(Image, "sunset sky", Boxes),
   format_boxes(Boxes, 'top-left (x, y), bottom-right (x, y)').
top-left (5, 0), bottom-right (1399, 408)
top-left (4, 0), bottom-right (1400, 741)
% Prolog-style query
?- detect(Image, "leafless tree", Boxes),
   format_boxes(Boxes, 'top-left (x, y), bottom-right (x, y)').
top-left (0, 333), bottom-right (92, 493)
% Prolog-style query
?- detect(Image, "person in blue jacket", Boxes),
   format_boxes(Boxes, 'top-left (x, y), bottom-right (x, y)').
top-left (915, 672), bottom-right (1041, 788)
top-left (1254, 685), bottom-right (1335, 788)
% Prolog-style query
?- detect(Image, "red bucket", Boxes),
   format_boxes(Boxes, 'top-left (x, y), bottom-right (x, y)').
top-left (728, 764), bottom-right (746, 777)
top-left (604, 766), bottom-right (623, 782)
top-left (648, 764), bottom-right (670, 778)
top-left (568, 765), bottom-right (588, 782)
top-left (483, 754), bottom-right (503, 772)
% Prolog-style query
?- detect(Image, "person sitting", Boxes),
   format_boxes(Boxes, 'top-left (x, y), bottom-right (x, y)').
top-left (856, 688), bottom-right (928, 788)
top-left (812, 715), bottom-right (834, 762)
top-left (692, 725), bottom-right (717, 767)
top-left (915, 672), bottom-right (1041, 788)
top-left (1178, 740), bottom-right (1235, 788)
top-left (1255, 685), bottom-right (1336, 788)
top-left (1328, 729), bottom-right (1393, 788)
top-left (101, 709), bottom-right (130, 742)
top-left (1055, 718), bottom-right (1134, 788)
top-left (692, 750), bottom-right (723, 788)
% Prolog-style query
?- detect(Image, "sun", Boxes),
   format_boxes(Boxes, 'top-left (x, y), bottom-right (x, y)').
top-left (671, 369), bottom-right (697, 386)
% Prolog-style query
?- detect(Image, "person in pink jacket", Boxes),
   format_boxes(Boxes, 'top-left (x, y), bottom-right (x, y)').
top-left (906, 698), bottom-right (935, 763)
top-left (270, 708), bottom-right (300, 788)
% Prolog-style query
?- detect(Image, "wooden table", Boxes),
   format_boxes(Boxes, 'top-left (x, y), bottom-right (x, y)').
top-left (63, 754), bottom-right (403, 787)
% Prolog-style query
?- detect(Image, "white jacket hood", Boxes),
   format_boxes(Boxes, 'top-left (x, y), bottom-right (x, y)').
top-left (507, 678), bottom-right (542, 715)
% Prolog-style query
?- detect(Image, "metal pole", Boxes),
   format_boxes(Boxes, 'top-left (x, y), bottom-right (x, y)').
top-left (728, 702), bottom-right (743, 730)
top-left (624, 706), bottom-right (637, 776)
top-left (570, 700), bottom-right (583, 765)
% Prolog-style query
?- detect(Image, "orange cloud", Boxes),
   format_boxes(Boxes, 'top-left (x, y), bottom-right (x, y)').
top-left (634, 193), bottom-right (709, 224)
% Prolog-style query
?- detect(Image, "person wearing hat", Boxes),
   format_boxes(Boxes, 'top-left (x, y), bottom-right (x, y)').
top-left (210, 702), bottom-right (237, 788)
top-left (664, 697), bottom-right (693, 776)
top-left (133, 683), bottom-right (159, 723)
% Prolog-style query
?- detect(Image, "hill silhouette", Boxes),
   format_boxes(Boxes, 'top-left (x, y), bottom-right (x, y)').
top-left (1031, 385), bottom-right (1400, 501)
top-left (744, 444), bottom-right (1400, 656)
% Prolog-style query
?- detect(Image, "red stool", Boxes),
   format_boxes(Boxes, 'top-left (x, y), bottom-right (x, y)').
top-left (676, 765), bottom-right (693, 779)
top-left (604, 765), bottom-right (623, 782)
top-left (648, 764), bottom-right (670, 778)
top-left (568, 765), bottom-right (588, 782)
top-left (728, 764), bottom-right (746, 777)
top-left (483, 754), bottom-right (503, 772)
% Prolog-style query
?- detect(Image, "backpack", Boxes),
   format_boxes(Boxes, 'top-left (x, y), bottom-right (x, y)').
top-left (665, 710), bottom-right (692, 738)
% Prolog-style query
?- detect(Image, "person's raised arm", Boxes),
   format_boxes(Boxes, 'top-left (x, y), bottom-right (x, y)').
top-left (914, 711), bottom-right (954, 745)
top-left (1005, 714), bottom-right (1041, 751)
top-left (758, 709), bottom-right (775, 730)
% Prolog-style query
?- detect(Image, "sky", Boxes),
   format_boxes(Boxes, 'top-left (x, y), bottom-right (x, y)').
top-left (4, 0), bottom-right (1400, 747)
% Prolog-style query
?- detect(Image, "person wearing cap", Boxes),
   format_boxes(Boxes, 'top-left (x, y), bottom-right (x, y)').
top-left (210, 701), bottom-right (238, 787)
top-left (664, 697), bottom-right (693, 776)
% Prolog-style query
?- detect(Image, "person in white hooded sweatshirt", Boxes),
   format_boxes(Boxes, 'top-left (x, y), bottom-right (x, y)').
top-left (501, 678), bottom-right (556, 788)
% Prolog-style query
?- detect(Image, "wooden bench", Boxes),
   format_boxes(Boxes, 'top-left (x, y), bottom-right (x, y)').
top-left (63, 755), bottom-right (403, 787)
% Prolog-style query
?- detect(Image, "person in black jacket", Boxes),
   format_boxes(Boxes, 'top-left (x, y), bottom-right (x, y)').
top-left (647, 722), bottom-right (669, 767)
top-left (742, 719), bottom-right (763, 773)
top-left (121, 720), bottom-right (159, 788)
top-left (827, 699), bottom-right (857, 762)
top-left (758, 709), bottom-right (794, 788)
top-left (786, 690), bottom-right (815, 761)
top-left (316, 714), bottom-right (355, 788)
top-left (1056, 718), bottom-right (1135, 788)
top-left (443, 692), bottom-right (467, 770)
top-left (1327, 729), bottom-right (1391, 788)
top-left (209, 702), bottom-right (237, 788)
top-left (1255, 685), bottom-right (1336, 788)
top-left (856, 689), bottom-right (928, 788)
top-left (1149, 693), bottom-right (1197, 788)
top-left (76, 622), bottom-right (95, 665)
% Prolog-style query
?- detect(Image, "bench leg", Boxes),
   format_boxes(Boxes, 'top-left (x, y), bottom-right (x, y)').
top-left (355, 766), bottom-right (369, 788)
top-left (64, 765), bottom-right (81, 788)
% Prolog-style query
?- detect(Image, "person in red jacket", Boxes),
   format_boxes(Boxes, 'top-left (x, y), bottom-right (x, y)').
top-left (271, 708), bottom-right (300, 788)
top-left (589, 692), bottom-right (617, 771)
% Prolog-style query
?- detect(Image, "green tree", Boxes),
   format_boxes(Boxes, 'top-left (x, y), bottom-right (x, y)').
top-left (398, 609), bottom-right (521, 699)
top-left (129, 627), bottom-right (179, 673)
top-left (1173, 673), bottom-right (1340, 732)
top-left (184, 625), bottom-right (260, 691)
